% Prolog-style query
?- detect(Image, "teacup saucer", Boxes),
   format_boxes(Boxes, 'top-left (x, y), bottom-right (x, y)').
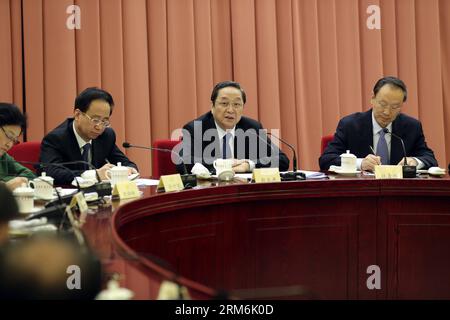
top-left (196, 172), bottom-right (212, 180)
top-left (217, 169), bottom-right (235, 181)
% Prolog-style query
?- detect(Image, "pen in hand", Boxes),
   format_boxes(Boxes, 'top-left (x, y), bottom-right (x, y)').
top-left (368, 145), bottom-right (382, 166)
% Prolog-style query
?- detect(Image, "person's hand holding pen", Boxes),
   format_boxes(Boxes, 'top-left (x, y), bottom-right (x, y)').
top-left (361, 146), bottom-right (382, 172)
top-left (96, 159), bottom-right (115, 181)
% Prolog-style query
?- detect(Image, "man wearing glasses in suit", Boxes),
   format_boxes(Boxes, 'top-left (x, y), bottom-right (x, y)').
top-left (39, 87), bottom-right (138, 185)
top-left (319, 76), bottom-right (437, 172)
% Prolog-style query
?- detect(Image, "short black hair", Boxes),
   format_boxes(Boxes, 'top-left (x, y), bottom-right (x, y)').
top-left (0, 183), bottom-right (19, 224)
top-left (211, 81), bottom-right (247, 105)
top-left (74, 87), bottom-right (115, 114)
top-left (0, 103), bottom-right (27, 132)
top-left (0, 234), bottom-right (102, 299)
top-left (373, 76), bottom-right (407, 102)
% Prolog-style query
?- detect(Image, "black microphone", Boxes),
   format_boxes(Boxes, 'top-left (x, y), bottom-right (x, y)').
top-left (122, 142), bottom-right (196, 188)
top-left (241, 130), bottom-right (302, 181)
top-left (40, 160), bottom-right (112, 198)
top-left (382, 128), bottom-right (416, 178)
top-left (266, 132), bottom-right (305, 181)
top-left (11, 159), bottom-right (111, 201)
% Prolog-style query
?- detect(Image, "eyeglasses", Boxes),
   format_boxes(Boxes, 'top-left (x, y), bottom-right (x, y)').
top-left (374, 99), bottom-right (402, 111)
top-left (1, 126), bottom-right (20, 144)
top-left (216, 101), bottom-right (244, 109)
top-left (81, 112), bottom-right (111, 127)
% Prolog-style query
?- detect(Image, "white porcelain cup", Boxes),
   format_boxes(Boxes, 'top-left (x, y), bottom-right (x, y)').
top-left (105, 162), bottom-right (129, 185)
top-left (340, 150), bottom-right (357, 172)
top-left (81, 169), bottom-right (98, 182)
top-left (13, 183), bottom-right (35, 213)
top-left (29, 172), bottom-right (54, 200)
top-left (213, 159), bottom-right (233, 174)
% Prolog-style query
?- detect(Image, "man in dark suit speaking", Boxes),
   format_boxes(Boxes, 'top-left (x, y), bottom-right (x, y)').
top-left (39, 87), bottom-right (138, 185)
top-left (319, 76), bottom-right (437, 172)
top-left (178, 81), bottom-right (289, 174)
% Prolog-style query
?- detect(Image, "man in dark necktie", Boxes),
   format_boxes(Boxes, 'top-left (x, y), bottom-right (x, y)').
top-left (178, 81), bottom-right (289, 174)
top-left (319, 76), bottom-right (437, 172)
top-left (39, 87), bottom-right (138, 185)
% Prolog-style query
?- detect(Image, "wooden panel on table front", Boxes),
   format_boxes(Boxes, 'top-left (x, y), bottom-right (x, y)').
top-left (118, 195), bottom-right (377, 299)
top-left (384, 196), bottom-right (450, 299)
top-left (244, 197), bottom-right (372, 299)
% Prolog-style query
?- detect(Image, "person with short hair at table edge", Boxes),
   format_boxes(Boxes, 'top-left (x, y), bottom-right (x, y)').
top-left (39, 87), bottom-right (138, 185)
top-left (0, 103), bottom-right (35, 191)
top-left (319, 76), bottom-right (438, 172)
top-left (0, 183), bottom-right (20, 245)
top-left (178, 81), bottom-right (289, 174)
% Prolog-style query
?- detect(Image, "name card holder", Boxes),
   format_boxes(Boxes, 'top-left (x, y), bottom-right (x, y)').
top-left (252, 168), bottom-right (281, 183)
top-left (374, 165), bottom-right (403, 179)
top-left (68, 192), bottom-right (89, 229)
top-left (69, 192), bottom-right (89, 214)
top-left (157, 174), bottom-right (184, 192)
top-left (112, 181), bottom-right (140, 199)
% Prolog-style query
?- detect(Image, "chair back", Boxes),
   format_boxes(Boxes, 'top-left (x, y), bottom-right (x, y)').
top-left (321, 135), bottom-right (334, 153)
top-left (151, 140), bottom-right (181, 178)
top-left (7, 141), bottom-right (42, 173)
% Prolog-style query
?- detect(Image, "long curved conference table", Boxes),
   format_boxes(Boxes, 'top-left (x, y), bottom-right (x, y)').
top-left (81, 173), bottom-right (450, 300)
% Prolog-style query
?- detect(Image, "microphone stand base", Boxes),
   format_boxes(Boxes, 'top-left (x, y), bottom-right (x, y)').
top-left (403, 165), bottom-right (416, 178)
top-left (181, 174), bottom-right (197, 189)
top-left (280, 171), bottom-right (306, 181)
top-left (83, 181), bottom-right (112, 197)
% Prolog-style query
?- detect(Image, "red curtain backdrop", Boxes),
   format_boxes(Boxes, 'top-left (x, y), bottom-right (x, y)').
top-left (1, 0), bottom-right (449, 175)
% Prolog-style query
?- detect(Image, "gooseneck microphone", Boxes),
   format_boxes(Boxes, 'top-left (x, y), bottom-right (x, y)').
top-left (267, 132), bottom-right (298, 172)
top-left (266, 132), bottom-right (305, 181)
top-left (122, 142), bottom-right (188, 175)
top-left (40, 160), bottom-right (112, 197)
top-left (122, 142), bottom-right (196, 188)
top-left (382, 128), bottom-right (416, 178)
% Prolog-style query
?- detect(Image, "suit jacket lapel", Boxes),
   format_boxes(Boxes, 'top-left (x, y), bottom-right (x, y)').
top-left (66, 120), bottom-right (84, 162)
top-left (91, 140), bottom-right (101, 167)
top-left (361, 110), bottom-right (374, 156)
top-left (204, 112), bottom-right (219, 159)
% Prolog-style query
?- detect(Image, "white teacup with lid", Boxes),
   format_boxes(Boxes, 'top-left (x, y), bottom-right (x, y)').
top-left (29, 172), bottom-right (54, 200)
top-left (340, 150), bottom-right (357, 172)
top-left (13, 183), bottom-right (35, 213)
top-left (105, 162), bottom-right (129, 185)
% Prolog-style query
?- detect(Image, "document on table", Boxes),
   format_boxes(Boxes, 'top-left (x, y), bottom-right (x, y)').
top-left (297, 170), bottom-right (328, 179)
top-left (235, 171), bottom-right (328, 180)
top-left (134, 178), bottom-right (160, 186)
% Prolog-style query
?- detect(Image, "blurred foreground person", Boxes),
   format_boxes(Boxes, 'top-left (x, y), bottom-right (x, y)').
top-left (0, 234), bottom-right (102, 299)
top-left (0, 183), bottom-right (19, 245)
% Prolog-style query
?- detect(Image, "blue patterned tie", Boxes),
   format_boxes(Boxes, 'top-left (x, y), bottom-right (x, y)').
top-left (222, 133), bottom-right (232, 159)
top-left (376, 129), bottom-right (389, 165)
top-left (82, 143), bottom-right (91, 169)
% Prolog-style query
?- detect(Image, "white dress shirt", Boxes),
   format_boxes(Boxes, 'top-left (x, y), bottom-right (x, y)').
top-left (356, 113), bottom-right (423, 170)
top-left (72, 122), bottom-right (92, 164)
top-left (214, 121), bottom-right (255, 171)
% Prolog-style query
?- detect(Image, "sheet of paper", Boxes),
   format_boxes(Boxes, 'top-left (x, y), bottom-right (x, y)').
top-left (234, 173), bottom-right (253, 180)
top-left (297, 170), bottom-right (328, 179)
top-left (134, 178), bottom-right (160, 186)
